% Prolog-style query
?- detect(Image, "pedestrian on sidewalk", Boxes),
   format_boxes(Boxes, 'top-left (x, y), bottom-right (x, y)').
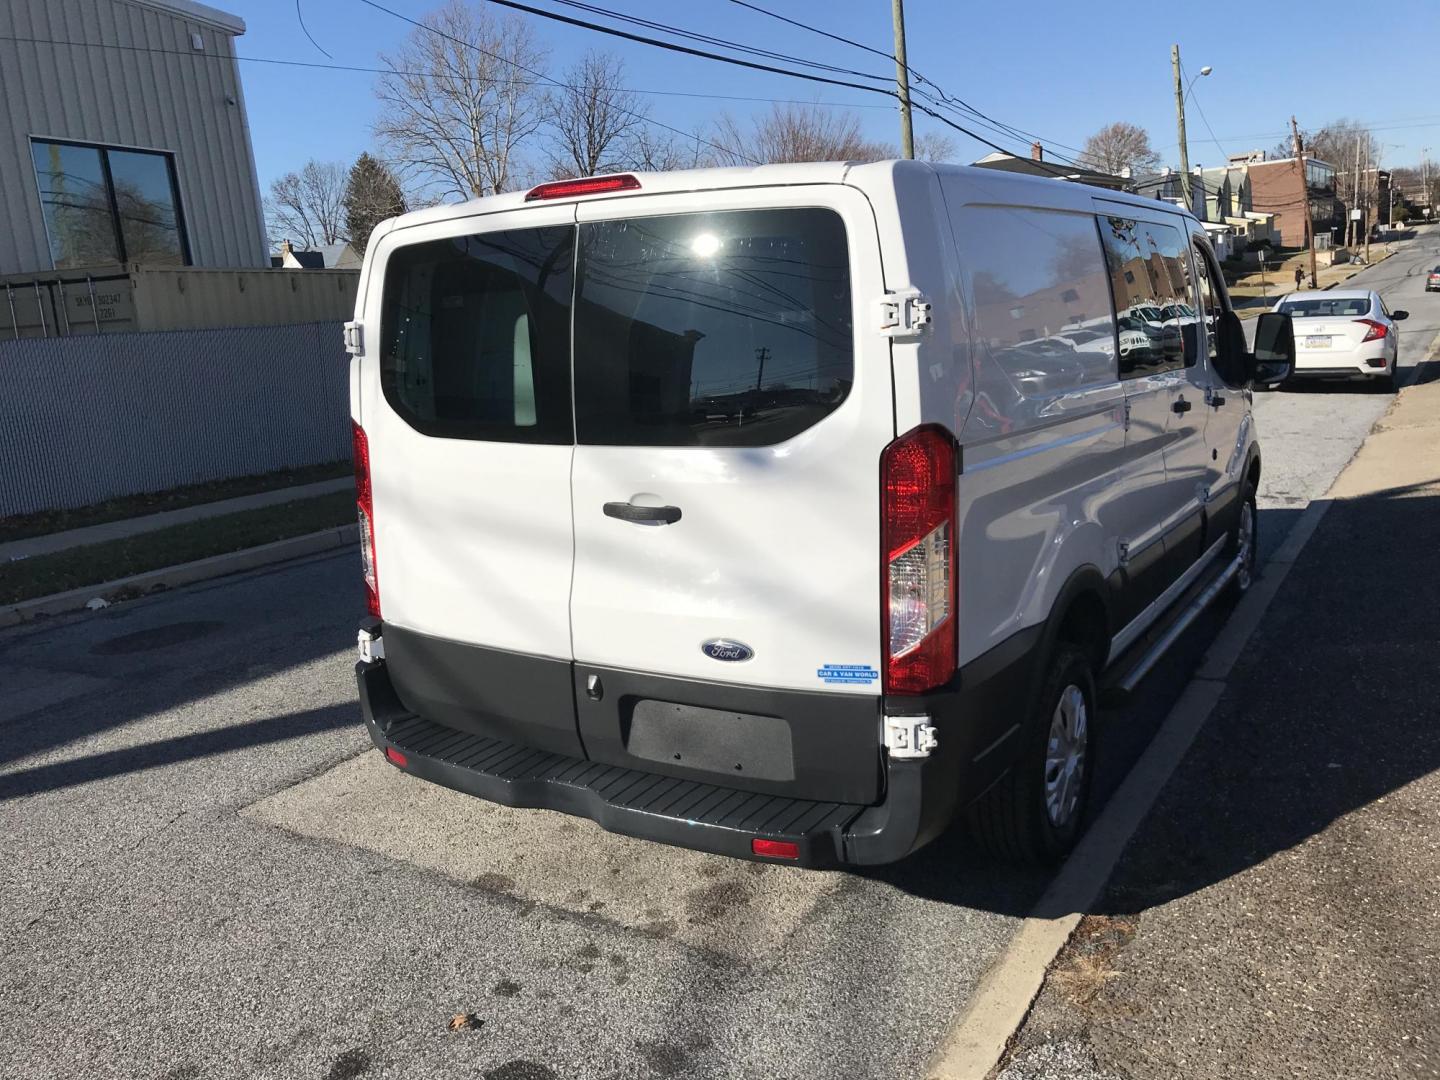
top-left (1294, 266), bottom-right (1305, 291)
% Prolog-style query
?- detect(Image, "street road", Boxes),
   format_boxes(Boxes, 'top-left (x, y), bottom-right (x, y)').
top-left (2, 229), bottom-right (1436, 1080)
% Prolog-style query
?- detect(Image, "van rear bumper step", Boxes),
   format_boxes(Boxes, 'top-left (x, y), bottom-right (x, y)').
top-left (357, 660), bottom-right (938, 867)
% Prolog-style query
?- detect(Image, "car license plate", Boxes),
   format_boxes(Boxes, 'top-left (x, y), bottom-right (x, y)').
top-left (1304, 336), bottom-right (1330, 348)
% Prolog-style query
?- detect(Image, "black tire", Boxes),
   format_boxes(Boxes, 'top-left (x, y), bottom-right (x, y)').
top-left (968, 643), bottom-right (1096, 865)
top-left (1225, 485), bottom-right (1259, 596)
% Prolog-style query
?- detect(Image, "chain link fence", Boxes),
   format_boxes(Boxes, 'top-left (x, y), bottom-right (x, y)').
top-left (0, 321), bottom-right (350, 517)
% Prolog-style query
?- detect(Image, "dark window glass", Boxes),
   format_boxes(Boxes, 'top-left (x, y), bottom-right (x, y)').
top-left (107, 149), bottom-right (186, 266)
top-left (1101, 216), bottom-right (1200, 377)
top-left (573, 208), bottom-right (853, 447)
top-left (955, 206), bottom-right (1118, 409)
top-left (379, 227), bottom-right (575, 443)
top-left (1191, 241), bottom-right (1248, 386)
top-left (31, 142), bottom-right (120, 268)
top-left (31, 140), bottom-right (188, 269)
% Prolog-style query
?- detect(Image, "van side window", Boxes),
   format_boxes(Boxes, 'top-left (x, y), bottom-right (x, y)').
top-left (379, 227), bottom-right (575, 443)
top-left (1100, 217), bottom-right (1199, 377)
top-left (573, 208), bottom-right (852, 448)
top-left (1191, 240), bottom-right (1245, 386)
top-left (954, 206), bottom-right (1118, 410)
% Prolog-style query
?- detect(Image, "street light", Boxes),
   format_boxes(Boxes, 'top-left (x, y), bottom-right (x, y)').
top-left (1186, 65), bottom-right (1214, 101)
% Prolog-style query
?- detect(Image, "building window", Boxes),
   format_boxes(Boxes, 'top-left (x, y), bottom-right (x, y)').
top-left (31, 139), bottom-right (189, 269)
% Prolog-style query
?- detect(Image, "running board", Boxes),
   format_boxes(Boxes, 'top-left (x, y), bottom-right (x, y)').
top-left (1104, 551), bottom-right (1242, 700)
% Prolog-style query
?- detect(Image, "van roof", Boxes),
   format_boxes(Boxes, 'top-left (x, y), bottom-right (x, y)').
top-left (372, 159), bottom-right (1198, 239)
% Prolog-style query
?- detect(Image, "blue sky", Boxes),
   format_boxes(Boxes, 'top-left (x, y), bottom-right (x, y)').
top-left (232, 0), bottom-right (1440, 194)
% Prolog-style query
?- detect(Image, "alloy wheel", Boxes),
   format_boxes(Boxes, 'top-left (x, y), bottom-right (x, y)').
top-left (1044, 684), bottom-right (1088, 828)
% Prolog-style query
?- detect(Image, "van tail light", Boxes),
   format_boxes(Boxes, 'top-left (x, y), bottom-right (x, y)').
top-left (1355, 319), bottom-right (1388, 342)
top-left (881, 425), bottom-right (957, 694)
top-left (352, 420), bottom-right (380, 618)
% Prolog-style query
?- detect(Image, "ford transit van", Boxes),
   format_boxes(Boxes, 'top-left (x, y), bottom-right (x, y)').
top-left (349, 161), bottom-right (1294, 866)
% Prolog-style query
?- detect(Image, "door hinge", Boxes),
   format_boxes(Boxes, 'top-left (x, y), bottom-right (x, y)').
top-left (343, 321), bottom-right (364, 355)
top-left (1122, 398), bottom-right (1132, 431)
top-left (874, 289), bottom-right (933, 339)
top-left (1117, 540), bottom-right (1132, 567)
top-left (884, 715), bottom-right (938, 759)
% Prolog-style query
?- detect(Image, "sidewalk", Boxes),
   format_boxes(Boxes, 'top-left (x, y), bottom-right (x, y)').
top-left (997, 378), bottom-right (1440, 1079)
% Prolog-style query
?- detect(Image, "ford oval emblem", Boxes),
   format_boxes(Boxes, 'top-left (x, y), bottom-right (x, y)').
top-left (701, 639), bottom-right (754, 662)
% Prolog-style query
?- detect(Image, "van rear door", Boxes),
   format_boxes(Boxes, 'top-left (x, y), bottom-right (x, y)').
top-left (363, 202), bottom-right (584, 756)
top-left (567, 187), bottom-right (894, 800)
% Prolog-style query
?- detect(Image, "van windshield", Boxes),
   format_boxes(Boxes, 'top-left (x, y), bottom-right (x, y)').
top-left (573, 208), bottom-right (853, 447)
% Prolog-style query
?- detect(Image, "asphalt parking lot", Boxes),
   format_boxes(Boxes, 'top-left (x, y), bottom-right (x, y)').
top-left (3, 228), bottom-right (1437, 1080)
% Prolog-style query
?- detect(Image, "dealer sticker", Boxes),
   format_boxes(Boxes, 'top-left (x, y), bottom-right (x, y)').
top-left (817, 664), bottom-right (878, 685)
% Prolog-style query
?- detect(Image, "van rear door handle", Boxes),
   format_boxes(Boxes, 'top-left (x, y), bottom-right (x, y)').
top-left (604, 502), bottom-right (682, 525)
top-left (1172, 397), bottom-right (1193, 414)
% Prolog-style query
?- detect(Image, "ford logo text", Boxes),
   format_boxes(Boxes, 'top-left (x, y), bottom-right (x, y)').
top-left (701, 639), bottom-right (754, 662)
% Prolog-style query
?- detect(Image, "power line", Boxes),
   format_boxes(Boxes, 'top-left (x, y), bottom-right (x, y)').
top-left (0, 32), bottom-right (893, 110)
top-left (294, 0), bottom-right (332, 60)
top-left (724, 0), bottom-right (1092, 160)
top-left (547, 0), bottom-right (895, 85)
top-left (474, 0), bottom-right (1098, 178)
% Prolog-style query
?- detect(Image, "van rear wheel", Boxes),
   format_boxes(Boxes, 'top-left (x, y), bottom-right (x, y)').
top-left (968, 644), bottom-right (1095, 865)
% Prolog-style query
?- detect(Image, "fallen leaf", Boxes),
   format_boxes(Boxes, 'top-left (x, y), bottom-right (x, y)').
top-left (448, 1012), bottom-right (482, 1032)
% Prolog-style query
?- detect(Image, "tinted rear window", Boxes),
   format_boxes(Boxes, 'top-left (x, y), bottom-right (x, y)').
top-left (572, 208), bottom-right (853, 447)
top-left (1279, 297), bottom-right (1370, 317)
top-left (379, 227), bottom-right (574, 443)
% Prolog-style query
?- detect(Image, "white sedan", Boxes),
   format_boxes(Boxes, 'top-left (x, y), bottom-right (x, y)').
top-left (1271, 289), bottom-right (1406, 391)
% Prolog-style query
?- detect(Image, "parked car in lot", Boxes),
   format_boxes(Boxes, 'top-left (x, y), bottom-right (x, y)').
top-left (1426, 266), bottom-right (1440, 292)
top-left (348, 162), bottom-right (1294, 868)
top-left (1272, 289), bottom-right (1405, 391)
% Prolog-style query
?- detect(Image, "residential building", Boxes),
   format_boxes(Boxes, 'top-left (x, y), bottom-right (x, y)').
top-left (971, 144), bottom-right (1132, 192)
top-left (1246, 156), bottom-right (1340, 248)
top-left (1133, 169), bottom-right (1210, 220)
top-left (0, 0), bottom-right (268, 277)
top-left (272, 240), bottom-right (363, 270)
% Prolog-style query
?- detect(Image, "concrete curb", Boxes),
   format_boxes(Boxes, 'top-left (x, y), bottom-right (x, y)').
top-left (924, 497), bottom-right (1333, 1080)
top-left (0, 524), bottom-right (357, 629)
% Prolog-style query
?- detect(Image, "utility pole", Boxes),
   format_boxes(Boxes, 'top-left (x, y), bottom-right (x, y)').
top-left (892, 0), bottom-right (914, 159)
top-left (1292, 116), bottom-right (1317, 289)
top-left (1363, 139), bottom-right (1371, 263)
top-left (1350, 133), bottom-right (1363, 248)
top-left (1171, 45), bottom-right (1191, 213)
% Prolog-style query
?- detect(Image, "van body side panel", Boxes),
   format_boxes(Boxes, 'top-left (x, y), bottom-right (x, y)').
top-left (931, 175), bottom-right (1130, 667)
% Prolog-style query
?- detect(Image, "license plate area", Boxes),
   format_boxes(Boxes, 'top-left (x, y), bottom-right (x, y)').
top-left (1304, 336), bottom-right (1331, 348)
top-left (574, 665), bottom-right (882, 804)
top-left (627, 700), bottom-right (795, 782)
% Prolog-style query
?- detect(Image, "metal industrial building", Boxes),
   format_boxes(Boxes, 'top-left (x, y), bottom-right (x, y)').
top-left (0, 0), bottom-right (268, 277)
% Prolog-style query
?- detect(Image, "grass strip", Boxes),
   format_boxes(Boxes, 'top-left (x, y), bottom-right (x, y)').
top-left (0, 491), bottom-right (355, 606)
top-left (0, 461), bottom-right (351, 545)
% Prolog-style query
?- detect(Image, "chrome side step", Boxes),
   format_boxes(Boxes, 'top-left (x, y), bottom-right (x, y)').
top-left (1111, 551), bottom-right (1242, 695)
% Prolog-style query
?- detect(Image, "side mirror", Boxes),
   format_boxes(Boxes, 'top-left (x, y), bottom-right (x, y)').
top-left (1250, 311), bottom-right (1295, 386)
top-left (1392, 309), bottom-right (1409, 321)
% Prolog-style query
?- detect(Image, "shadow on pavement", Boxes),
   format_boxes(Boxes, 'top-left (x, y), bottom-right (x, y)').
top-left (0, 553), bottom-right (360, 773)
top-left (1091, 482), bottom-right (1440, 915)
top-left (0, 702), bottom-right (357, 801)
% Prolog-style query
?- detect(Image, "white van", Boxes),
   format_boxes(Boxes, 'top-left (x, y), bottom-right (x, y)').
top-left (348, 162), bottom-right (1294, 867)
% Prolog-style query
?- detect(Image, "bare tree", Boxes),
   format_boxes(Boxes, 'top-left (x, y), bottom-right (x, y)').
top-left (913, 131), bottom-right (958, 164)
top-left (265, 160), bottom-right (348, 249)
top-left (876, 130), bottom-right (958, 163)
top-left (374, 0), bottom-right (549, 199)
top-left (1079, 122), bottom-right (1161, 176)
top-left (624, 125), bottom-right (712, 172)
top-left (344, 153), bottom-right (408, 255)
top-left (711, 103), bottom-right (889, 166)
top-left (543, 50), bottom-right (645, 179)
